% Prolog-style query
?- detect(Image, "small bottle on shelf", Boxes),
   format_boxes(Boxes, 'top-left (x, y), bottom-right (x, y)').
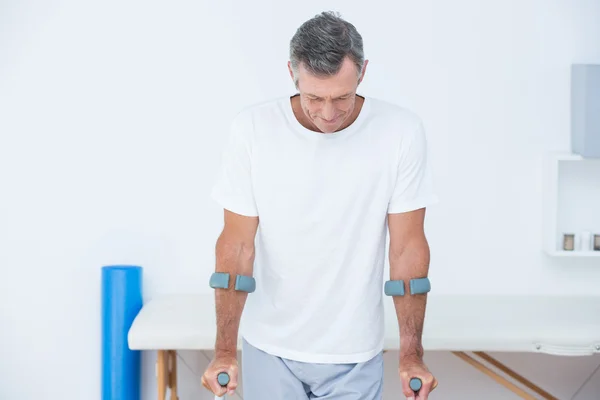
top-left (594, 234), bottom-right (600, 251)
top-left (563, 234), bottom-right (575, 251)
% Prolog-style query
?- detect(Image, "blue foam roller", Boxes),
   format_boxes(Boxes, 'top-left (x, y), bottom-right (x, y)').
top-left (102, 265), bottom-right (143, 400)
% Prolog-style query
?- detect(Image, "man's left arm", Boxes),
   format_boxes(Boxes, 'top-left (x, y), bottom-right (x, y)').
top-left (386, 117), bottom-right (438, 398)
top-left (388, 207), bottom-right (437, 399)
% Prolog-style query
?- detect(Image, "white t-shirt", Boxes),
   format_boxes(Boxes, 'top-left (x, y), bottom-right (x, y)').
top-left (211, 94), bottom-right (438, 364)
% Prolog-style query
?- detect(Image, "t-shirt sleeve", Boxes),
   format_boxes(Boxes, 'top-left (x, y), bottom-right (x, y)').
top-left (387, 118), bottom-right (439, 214)
top-left (210, 112), bottom-right (259, 217)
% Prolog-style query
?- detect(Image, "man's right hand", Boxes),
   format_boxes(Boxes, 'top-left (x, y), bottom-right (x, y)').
top-left (201, 354), bottom-right (239, 397)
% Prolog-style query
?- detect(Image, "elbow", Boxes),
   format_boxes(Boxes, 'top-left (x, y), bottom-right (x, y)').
top-left (389, 235), bottom-right (430, 273)
top-left (215, 232), bottom-right (255, 273)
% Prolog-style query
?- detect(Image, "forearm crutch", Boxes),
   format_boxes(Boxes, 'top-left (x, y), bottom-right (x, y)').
top-left (410, 377), bottom-right (422, 395)
top-left (214, 372), bottom-right (230, 400)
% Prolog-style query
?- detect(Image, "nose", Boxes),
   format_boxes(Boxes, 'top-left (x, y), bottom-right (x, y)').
top-left (321, 102), bottom-right (336, 121)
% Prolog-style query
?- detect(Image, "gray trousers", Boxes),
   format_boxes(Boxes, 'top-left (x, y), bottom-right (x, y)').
top-left (241, 337), bottom-right (384, 399)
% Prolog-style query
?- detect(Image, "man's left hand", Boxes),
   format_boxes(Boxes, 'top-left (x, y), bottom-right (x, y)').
top-left (399, 356), bottom-right (438, 400)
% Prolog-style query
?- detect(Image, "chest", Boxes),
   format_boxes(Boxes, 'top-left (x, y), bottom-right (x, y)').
top-left (251, 134), bottom-right (398, 210)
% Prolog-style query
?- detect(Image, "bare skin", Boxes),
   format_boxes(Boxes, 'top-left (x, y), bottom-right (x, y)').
top-left (288, 57), bottom-right (368, 134)
top-left (201, 210), bottom-right (258, 397)
top-left (389, 208), bottom-right (438, 399)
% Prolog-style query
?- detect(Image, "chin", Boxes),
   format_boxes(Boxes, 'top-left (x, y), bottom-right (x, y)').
top-left (316, 118), bottom-right (345, 133)
top-left (317, 125), bottom-right (339, 134)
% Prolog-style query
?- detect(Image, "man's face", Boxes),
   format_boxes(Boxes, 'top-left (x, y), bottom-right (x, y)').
top-left (289, 57), bottom-right (367, 133)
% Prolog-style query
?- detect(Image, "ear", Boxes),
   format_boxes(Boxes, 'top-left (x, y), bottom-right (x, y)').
top-left (288, 61), bottom-right (300, 89)
top-left (358, 59), bottom-right (369, 84)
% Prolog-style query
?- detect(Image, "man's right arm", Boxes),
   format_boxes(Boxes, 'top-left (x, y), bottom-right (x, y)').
top-left (214, 209), bottom-right (259, 358)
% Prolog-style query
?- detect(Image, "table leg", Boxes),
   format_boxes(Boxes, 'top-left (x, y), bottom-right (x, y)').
top-left (452, 351), bottom-right (558, 400)
top-left (472, 351), bottom-right (559, 400)
top-left (157, 350), bottom-right (167, 400)
top-left (168, 350), bottom-right (179, 400)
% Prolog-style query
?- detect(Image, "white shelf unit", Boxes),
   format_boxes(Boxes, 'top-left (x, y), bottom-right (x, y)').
top-left (543, 152), bottom-right (600, 257)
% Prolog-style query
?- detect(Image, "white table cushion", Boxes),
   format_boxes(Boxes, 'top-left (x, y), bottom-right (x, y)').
top-left (128, 293), bottom-right (600, 356)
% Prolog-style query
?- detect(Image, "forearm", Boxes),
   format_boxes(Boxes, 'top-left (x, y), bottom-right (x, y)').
top-left (389, 235), bottom-right (430, 361)
top-left (214, 233), bottom-right (255, 357)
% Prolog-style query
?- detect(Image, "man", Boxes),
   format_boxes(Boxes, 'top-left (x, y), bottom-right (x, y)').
top-left (202, 11), bottom-right (438, 400)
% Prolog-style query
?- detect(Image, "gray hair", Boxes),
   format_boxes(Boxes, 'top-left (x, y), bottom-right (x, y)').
top-left (289, 11), bottom-right (364, 84)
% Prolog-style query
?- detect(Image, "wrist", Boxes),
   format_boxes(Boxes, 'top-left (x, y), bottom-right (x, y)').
top-left (215, 340), bottom-right (237, 358)
top-left (215, 348), bottom-right (237, 359)
top-left (400, 352), bottom-right (423, 363)
top-left (400, 342), bottom-right (424, 361)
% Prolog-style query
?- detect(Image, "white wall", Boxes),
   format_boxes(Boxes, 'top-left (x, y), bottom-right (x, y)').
top-left (1, 1), bottom-right (599, 399)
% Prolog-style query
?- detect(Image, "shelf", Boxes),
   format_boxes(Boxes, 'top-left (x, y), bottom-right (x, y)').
top-left (542, 152), bottom-right (600, 257)
top-left (546, 251), bottom-right (600, 258)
